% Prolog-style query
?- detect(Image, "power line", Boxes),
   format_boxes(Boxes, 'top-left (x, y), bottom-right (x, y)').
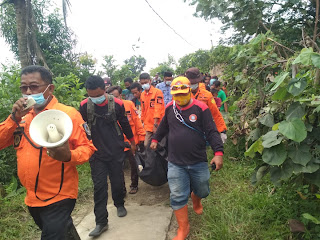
top-left (144, 0), bottom-right (195, 48)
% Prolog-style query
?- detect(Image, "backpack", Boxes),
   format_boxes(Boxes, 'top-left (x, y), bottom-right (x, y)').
top-left (87, 94), bottom-right (121, 136)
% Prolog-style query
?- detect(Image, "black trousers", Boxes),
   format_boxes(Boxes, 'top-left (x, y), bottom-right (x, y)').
top-left (28, 198), bottom-right (76, 240)
top-left (123, 150), bottom-right (139, 188)
top-left (90, 153), bottom-right (126, 225)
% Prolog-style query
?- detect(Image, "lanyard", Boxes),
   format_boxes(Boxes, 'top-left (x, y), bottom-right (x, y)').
top-left (11, 113), bottom-right (64, 202)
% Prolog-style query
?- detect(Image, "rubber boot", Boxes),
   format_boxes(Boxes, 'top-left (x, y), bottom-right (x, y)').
top-left (172, 205), bottom-right (190, 240)
top-left (191, 192), bottom-right (203, 215)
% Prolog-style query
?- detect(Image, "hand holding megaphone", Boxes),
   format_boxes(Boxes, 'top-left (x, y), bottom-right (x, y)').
top-left (11, 97), bottom-right (36, 121)
top-left (46, 123), bottom-right (71, 161)
top-left (46, 141), bottom-right (71, 162)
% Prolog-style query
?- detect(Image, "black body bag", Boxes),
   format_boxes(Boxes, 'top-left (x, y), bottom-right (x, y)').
top-left (135, 137), bottom-right (168, 186)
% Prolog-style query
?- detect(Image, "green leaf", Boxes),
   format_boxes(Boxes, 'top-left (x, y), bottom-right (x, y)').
top-left (286, 102), bottom-right (305, 121)
top-left (281, 160), bottom-right (294, 180)
top-left (270, 166), bottom-right (282, 185)
top-left (270, 72), bottom-right (289, 91)
top-left (245, 138), bottom-right (264, 158)
top-left (272, 87), bottom-right (291, 101)
top-left (272, 123), bottom-right (280, 131)
top-left (262, 130), bottom-right (284, 148)
top-left (287, 77), bottom-right (307, 96)
top-left (248, 128), bottom-right (261, 142)
top-left (278, 119), bottom-right (307, 143)
top-left (305, 169), bottom-right (320, 187)
top-left (251, 165), bottom-right (269, 185)
top-left (293, 48), bottom-right (313, 66)
top-left (262, 143), bottom-right (287, 166)
top-left (311, 53), bottom-right (320, 68)
top-left (288, 144), bottom-right (311, 166)
top-left (302, 213), bottom-right (320, 225)
top-left (293, 158), bottom-right (320, 174)
top-left (259, 113), bottom-right (274, 127)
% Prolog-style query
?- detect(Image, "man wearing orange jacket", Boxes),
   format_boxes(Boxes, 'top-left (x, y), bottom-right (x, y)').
top-left (185, 68), bottom-right (227, 143)
top-left (139, 72), bottom-right (165, 147)
top-left (0, 65), bottom-right (96, 239)
top-left (108, 86), bottom-right (145, 194)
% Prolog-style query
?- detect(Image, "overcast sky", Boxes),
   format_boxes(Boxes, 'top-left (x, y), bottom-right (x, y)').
top-left (0, 0), bottom-right (225, 73)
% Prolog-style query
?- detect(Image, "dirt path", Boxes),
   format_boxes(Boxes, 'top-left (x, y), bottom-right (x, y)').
top-left (71, 166), bottom-right (177, 239)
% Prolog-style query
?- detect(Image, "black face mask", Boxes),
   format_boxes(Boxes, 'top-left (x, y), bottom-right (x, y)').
top-left (126, 87), bottom-right (130, 90)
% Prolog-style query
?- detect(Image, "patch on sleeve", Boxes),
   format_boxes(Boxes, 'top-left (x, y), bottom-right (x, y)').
top-left (211, 98), bottom-right (216, 104)
top-left (82, 123), bottom-right (91, 140)
top-left (157, 96), bottom-right (163, 104)
top-left (13, 127), bottom-right (24, 148)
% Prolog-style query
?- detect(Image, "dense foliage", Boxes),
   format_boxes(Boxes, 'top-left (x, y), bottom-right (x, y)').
top-left (185, 0), bottom-right (317, 47)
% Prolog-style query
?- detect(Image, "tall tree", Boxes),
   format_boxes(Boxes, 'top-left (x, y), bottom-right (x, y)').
top-left (0, 0), bottom-right (71, 68)
top-left (101, 55), bottom-right (117, 79)
top-left (124, 55), bottom-right (146, 76)
top-left (176, 49), bottom-right (211, 74)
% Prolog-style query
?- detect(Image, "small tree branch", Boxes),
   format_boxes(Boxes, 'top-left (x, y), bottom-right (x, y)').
top-left (302, 28), bottom-right (307, 48)
top-left (253, 60), bottom-right (288, 76)
top-left (259, 20), bottom-right (270, 32)
top-left (308, 37), bottom-right (320, 52)
top-left (313, 0), bottom-right (319, 43)
top-left (267, 38), bottom-right (295, 53)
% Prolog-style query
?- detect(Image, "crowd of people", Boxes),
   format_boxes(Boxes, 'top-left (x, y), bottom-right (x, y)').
top-left (0, 65), bottom-right (229, 240)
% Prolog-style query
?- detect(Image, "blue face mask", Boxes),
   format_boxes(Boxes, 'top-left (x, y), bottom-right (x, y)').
top-left (89, 95), bottom-right (106, 105)
top-left (23, 85), bottom-right (50, 107)
top-left (142, 83), bottom-right (150, 90)
top-left (210, 79), bottom-right (217, 86)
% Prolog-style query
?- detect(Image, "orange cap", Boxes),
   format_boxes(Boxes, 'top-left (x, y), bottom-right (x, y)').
top-left (170, 77), bottom-right (191, 95)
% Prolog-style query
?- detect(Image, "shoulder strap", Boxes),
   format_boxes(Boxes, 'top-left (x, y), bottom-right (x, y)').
top-left (87, 98), bottom-right (95, 130)
top-left (107, 94), bottom-right (121, 136)
top-left (173, 101), bottom-right (205, 139)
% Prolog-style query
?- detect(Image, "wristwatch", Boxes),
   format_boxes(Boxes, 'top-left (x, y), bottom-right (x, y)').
top-left (154, 123), bottom-right (159, 127)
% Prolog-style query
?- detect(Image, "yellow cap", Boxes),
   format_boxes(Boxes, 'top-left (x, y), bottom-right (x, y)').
top-left (170, 77), bottom-right (191, 95)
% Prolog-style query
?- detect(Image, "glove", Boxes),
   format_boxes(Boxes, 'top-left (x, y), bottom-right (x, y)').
top-left (220, 132), bottom-right (227, 144)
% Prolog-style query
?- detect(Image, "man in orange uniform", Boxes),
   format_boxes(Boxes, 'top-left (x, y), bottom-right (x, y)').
top-left (108, 86), bottom-right (145, 194)
top-left (185, 67), bottom-right (227, 143)
top-left (0, 65), bottom-right (96, 239)
top-left (139, 73), bottom-right (165, 147)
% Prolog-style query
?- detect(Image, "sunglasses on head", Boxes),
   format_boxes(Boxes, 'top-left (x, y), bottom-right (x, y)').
top-left (171, 84), bottom-right (190, 91)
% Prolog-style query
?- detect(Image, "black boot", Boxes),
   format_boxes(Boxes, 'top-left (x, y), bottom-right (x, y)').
top-left (88, 224), bottom-right (108, 237)
top-left (117, 206), bottom-right (127, 217)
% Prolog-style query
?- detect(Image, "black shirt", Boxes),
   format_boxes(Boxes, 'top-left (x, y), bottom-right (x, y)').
top-left (79, 97), bottom-right (133, 160)
top-left (152, 99), bottom-right (223, 165)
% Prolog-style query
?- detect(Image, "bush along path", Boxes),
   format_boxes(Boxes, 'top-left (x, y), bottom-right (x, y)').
top-left (186, 143), bottom-right (320, 240)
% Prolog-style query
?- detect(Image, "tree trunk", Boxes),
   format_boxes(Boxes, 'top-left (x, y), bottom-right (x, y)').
top-left (13, 0), bottom-right (31, 68)
top-left (12, 0), bottom-right (48, 69)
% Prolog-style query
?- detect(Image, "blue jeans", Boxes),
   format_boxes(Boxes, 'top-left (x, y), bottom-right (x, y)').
top-left (168, 161), bottom-right (210, 210)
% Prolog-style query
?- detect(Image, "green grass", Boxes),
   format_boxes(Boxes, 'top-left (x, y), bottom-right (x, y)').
top-left (188, 142), bottom-right (320, 240)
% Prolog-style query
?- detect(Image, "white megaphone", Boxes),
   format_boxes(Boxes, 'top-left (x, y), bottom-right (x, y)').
top-left (29, 109), bottom-right (73, 148)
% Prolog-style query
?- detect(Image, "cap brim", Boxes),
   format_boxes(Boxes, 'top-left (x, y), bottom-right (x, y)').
top-left (189, 76), bottom-right (202, 84)
top-left (171, 88), bottom-right (190, 95)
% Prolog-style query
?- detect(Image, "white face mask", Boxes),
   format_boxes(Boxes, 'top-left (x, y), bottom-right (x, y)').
top-left (190, 83), bottom-right (199, 90)
top-left (165, 81), bottom-right (172, 86)
top-left (142, 83), bottom-right (151, 90)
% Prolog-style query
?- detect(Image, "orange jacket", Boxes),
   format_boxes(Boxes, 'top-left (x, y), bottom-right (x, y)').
top-left (123, 99), bottom-right (145, 150)
top-left (192, 83), bottom-right (227, 132)
top-left (0, 96), bottom-right (96, 207)
top-left (140, 86), bottom-right (165, 132)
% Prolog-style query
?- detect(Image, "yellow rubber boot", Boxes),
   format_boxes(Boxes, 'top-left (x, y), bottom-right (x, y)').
top-left (191, 192), bottom-right (203, 215)
top-left (172, 205), bottom-right (190, 240)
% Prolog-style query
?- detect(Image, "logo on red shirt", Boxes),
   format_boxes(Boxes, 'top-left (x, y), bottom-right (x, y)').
top-left (189, 114), bottom-right (197, 122)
